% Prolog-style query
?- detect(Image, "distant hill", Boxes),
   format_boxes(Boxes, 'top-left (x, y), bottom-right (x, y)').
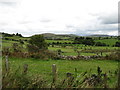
top-left (88, 34), bottom-right (111, 37)
top-left (40, 33), bottom-right (78, 40)
top-left (41, 33), bottom-right (56, 37)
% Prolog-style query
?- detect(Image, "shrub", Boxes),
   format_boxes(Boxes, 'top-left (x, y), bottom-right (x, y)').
top-left (57, 49), bottom-right (62, 55)
top-left (95, 42), bottom-right (107, 46)
top-left (114, 42), bottom-right (120, 47)
top-left (2, 66), bottom-right (47, 88)
top-left (28, 35), bottom-right (48, 51)
top-left (19, 39), bottom-right (24, 44)
top-left (104, 50), bottom-right (120, 60)
top-left (27, 44), bottom-right (40, 53)
top-left (29, 50), bottom-right (58, 60)
top-left (12, 43), bottom-right (22, 52)
top-left (2, 47), bottom-right (11, 55)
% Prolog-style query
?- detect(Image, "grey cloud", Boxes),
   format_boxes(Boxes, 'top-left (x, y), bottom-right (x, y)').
top-left (40, 19), bottom-right (51, 23)
top-left (88, 25), bottom-right (117, 31)
top-left (66, 25), bottom-right (76, 28)
top-left (74, 23), bottom-right (118, 36)
top-left (19, 21), bottom-right (32, 24)
top-left (0, 22), bottom-right (8, 26)
top-left (0, 0), bottom-right (17, 6)
top-left (98, 13), bottom-right (118, 24)
top-left (75, 29), bottom-right (118, 36)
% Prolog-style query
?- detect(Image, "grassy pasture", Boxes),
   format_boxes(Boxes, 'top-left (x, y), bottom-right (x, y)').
top-left (2, 38), bottom-right (118, 56)
top-left (48, 46), bottom-right (117, 56)
top-left (95, 39), bottom-right (118, 46)
top-left (1, 35), bottom-right (119, 88)
top-left (4, 36), bottom-right (30, 41)
top-left (46, 40), bottom-right (73, 43)
top-left (2, 57), bottom-right (118, 87)
top-left (2, 40), bottom-right (19, 47)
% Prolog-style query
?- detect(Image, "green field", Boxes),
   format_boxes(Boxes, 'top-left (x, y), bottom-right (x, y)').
top-left (46, 40), bottom-right (73, 43)
top-left (4, 36), bottom-right (29, 41)
top-left (2, 34), bottom-right (120, 88)
top-left (2, 37), bottom-right (119, 56)
top-left (95, 39), bottom-right (118, 46)
top-left (2, 57), bottom-right (118, 87)
top-left (2, 40), bottom-right (19, 47)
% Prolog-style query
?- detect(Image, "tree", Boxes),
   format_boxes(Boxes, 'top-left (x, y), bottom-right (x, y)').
top-left (57, 49), bottom-right (62, 55)
top-left (114, 42), bottom-right (120, 47)
top-left (28, 35), bottom-right (48, 52)
top-left (19, 39), bottom-right (24, 44)
top-left (82, 39), bottom-right (95, 46)
top-left (16, 33), bottom-right (19, 36)
top-left (95, 42), bottom-right (107, 46)
top-left (16, 33), bottom-right (23, 37)
top-left (12, 43), bottom-right (22, 52)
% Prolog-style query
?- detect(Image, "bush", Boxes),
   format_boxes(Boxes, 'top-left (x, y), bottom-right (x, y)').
top-left (19, 39), bottom-right (24, 44)
top-left (2, 66), bottom-right (47, 88)
top-left (95, 42), bottom-right (107, 46)
top-left (28, 35), bottom-right (48, 51)
top-left (29, 50), bottom-right (58, 60)
top-left (27, 44), bottom-right (40, 53)
top-left (104, 50), bottom-right (120, 60)
top-left (12, 43), bottom-right (23, 52)
top-left (74, 37), bottom-right (95, 46)
top-left (2, 47), bottom-right (11, 55)
top-left (114, 42), bottom-right (120, 47)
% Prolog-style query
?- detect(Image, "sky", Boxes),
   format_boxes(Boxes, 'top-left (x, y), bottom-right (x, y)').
top-left (0, 0), bottom-right (119, 37)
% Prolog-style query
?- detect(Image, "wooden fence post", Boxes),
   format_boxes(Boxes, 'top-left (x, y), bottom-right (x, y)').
top-left (23, 64), bottom-right (28, 74)
top-left (103, 73), bottom-right (108, 88)
top-left (118, 67), bottom-right (120, 88)
top-left (101, 52), bottom-right (103, 56)
top-left (66, 72), bottom-right (74, 87)
top-left (52, 64), bottom-right (57, 84)
top-left (5, 55), bottom-right (9, 72)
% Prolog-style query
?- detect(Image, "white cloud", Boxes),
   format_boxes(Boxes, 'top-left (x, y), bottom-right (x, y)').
top-left (0, 0), bottom-right (119, 36)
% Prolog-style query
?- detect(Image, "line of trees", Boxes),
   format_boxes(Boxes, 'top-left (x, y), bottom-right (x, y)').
top-left (114, 42), bottom-right (120, 47)
top-left (2, 32), bottom-right (23, 37)
top-left (74, 37), bottom-right (95, 46)
top-left (48, 37), bottom-right (111, 46)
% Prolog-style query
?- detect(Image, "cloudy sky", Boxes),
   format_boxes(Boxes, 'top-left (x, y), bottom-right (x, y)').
top-left (0, 0), bottom-right (119, 37)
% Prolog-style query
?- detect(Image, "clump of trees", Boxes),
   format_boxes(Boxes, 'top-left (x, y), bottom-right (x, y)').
top-left (74, 37), bottom-right (95, 46)
top-left (2, 32), bottom-right (23, 37)
top-left (114, 42), bottom-right (120, 47)
top-left (95, 42), bottom-right (107, 46)
top-left (27, 35), bottom-right (48, 53)
top-left (16, 33), bottom-right (23, 37)
top-left (27, 35), bottom-right (58, 59)
top-left (73, 37), bottom-right (109, 46)
top-left (12, 43), bottom-right (23, 52)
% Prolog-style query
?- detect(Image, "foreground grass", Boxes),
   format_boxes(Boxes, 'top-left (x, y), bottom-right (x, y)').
top-left (2, 57), bottom-right (118, 87)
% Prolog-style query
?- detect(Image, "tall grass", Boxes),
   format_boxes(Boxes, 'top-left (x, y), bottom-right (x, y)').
top-left (2, 57), bottom-right (119, 88)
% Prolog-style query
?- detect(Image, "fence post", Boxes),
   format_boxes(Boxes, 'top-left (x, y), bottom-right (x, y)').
top-left (5, 55), bottom-right (9, 72)
top-left (23, 64), bottom-right (28, 74)
top-left (103, 73), bottom-right (108, 88)
top-left (101, 52), bottom-right (103, 56)
top-left (66, 72), bottom-right (74, 87)
top-left (52, 64), bottom-right (57, 84)
top-left (118, 67), bottom-right (120, 88)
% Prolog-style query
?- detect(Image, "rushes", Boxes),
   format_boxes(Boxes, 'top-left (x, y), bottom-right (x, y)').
top-left (2, 62), bottom-right (47, 88)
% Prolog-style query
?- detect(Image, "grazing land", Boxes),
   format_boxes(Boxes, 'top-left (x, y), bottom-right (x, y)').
top-left (2, 57), bottom-right (118, 87)
top-left (1, 32), bottom-right (120, 88)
